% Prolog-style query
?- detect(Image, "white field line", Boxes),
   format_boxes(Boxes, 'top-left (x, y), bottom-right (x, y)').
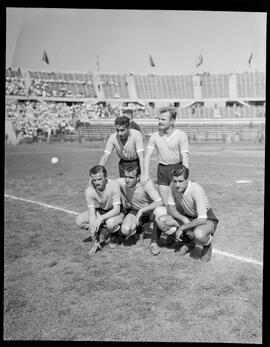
top-left (5, 193), bottom-right (263, 267)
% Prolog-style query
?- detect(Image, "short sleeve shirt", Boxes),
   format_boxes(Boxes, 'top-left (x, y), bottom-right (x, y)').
top-left (104, 129), bottom-right (144, 160)
top-left (167, 180), bottom-right (209, 218)
top-left (85, 178), bottom-right (121, 211)
top-left (117, 177), bottom-right (161, 211)
top-left (147, 129), bottom-right (189, 165)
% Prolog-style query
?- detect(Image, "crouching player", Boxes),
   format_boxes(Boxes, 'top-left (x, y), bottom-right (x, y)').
top-left (155, 164), bottom-right (219, 261)
top-left (113, 163), bottom-right (167, 248)
top-left (76, 165), bottom-right (124, 256)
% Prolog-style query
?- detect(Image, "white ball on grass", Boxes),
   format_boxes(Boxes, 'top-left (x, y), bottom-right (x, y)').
top-left (51, 157), bottom-right (59, 164)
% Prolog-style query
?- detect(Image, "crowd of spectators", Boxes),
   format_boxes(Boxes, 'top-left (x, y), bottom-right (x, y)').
top-left (5, 100), bottom-right (151, 143)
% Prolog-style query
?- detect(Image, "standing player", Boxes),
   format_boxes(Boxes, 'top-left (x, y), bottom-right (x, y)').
top-left (99, 115), bottom-right (144, 177)
top-left (114, 163), bottom-right (166, 247)
top-left (141, 107), bottom-right (189, 204)
top-left (154, 164), bottom-right (219, 261)
top-left (76, 165), bottom-right (124, 256)
top-left (122, 108), bottom-right (142, 132)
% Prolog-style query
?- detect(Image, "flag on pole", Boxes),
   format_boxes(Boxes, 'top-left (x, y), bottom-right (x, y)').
top-left (248, 52), bottom-right (253, 68)
top-left (96, 53), bottom-right (100, 71)
top-left (149, 54), bottom-right (156, 67)
top-left (196, 54), bottom-right (203, 68)
top-left (42, 50), bottom-right (49, 64)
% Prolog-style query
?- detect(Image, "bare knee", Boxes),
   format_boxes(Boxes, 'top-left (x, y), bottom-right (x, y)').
top-left (121, 224), bottom-right (131, 236)
top-left (194, 228), bottom-right (209, 244)
top-left (76, 214), bottom-right (86, 229)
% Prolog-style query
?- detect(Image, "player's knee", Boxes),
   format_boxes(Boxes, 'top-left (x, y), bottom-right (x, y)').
top-left (121, 224), bottom-right (131, 236)
top-left (105, 219), bottom-right (115, 231)
top-left (156, 214), bottom-right (169, 231)
top-left (194, 228), bottom-right (208, 244)
top-left (75, 214), bottom-right (84, 228)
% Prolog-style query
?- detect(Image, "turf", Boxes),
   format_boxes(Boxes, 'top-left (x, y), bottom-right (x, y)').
top-left (4, 141), bottom-right (264, 342)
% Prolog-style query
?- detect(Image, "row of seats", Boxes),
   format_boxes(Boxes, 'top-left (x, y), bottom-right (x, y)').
top-left (5, 69), bottom-right (266, 99)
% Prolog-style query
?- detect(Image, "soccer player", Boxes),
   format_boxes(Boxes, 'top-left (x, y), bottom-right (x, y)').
top-left (140, 107), bottom-right (189, 205)
top-left (76, 165), bottom-right (124, 256)
top-left (122, 108), bottom-right (142, 132)
top-left (153, 164), bottom-right (219, 261)
top-left (99, 115), bottom-right (144, 178)
top-left (114, 163), bottom-right (167, 247)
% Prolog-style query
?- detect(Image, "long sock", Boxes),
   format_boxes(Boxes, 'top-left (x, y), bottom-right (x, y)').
top-left (151, 221), bottom-right (162, 243)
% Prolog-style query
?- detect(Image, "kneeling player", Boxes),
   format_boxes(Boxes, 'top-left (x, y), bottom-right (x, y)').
top-left (155, 164), bottom-right (219, 261)
top-left (114, 163), bottom-right (166, 248)
top-left (76, 165), bottom-right (124, 255)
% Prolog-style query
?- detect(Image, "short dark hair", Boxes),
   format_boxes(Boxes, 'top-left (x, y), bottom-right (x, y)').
top-left (122, 109), bottom-right (133, 118)
top-left (114, 115), bottom-right (130, 128)
top-left (123, 163), bottom-right (140, 176)
top-left (171, 164), bottom-right (189, 179)
top-left (89, 165), bottom-right (107, 177)
top-left (159, 106), bottom-right (177, 120)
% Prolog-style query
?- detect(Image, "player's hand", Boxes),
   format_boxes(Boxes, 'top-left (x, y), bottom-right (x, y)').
top-left (88, 240), bottom-right (100, 256)
top-left (181, 216), bottom-right (190, 224)
top-left (140, 174), bottom-right (150, 186)
top-left (175, 227), bottom-right (184, 241)
top-left (90, 217), bottom-right (103, 234)
top-left (135, 210), bottom-right (143, 225)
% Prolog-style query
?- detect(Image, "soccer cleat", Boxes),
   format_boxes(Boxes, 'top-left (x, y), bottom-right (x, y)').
top-left (150, 242), bottom-right (161, 256)
top-left (177, 239), bottom-right (195, 256)
top-left (201, 243), bottom-right (212, 262)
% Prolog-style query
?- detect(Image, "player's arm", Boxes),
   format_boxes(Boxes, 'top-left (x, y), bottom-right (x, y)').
top-left (99, 182), bottom-right (122, 221)
top-left (138, 180), bottom-right (163, 216)
top-left (135, 132), bottom-right (145, 176)
top-left (179, 188), bottom-right (208, 231)
top-left (99, 203), bottom-right (121, 222)
top-left (179, 131), bottom-right (190, 168)
top-left (140, 136), bottom-right (155, 184)
top-left (99, 136), bottom-right (114, 167)
top-left (181, 152), bottom-right (190, 169)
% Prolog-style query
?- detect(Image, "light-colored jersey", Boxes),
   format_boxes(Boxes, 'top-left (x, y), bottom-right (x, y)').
top-left (117, 177), bottom-right (161, 212)
top-left (147, 128), bottom-right (189, 165)
top-left (167, 180), bottom-right (209, 218)
top-left (85, 178), bottom-right (121, 211)
top-left (104, 129), bottom-right (144, 160)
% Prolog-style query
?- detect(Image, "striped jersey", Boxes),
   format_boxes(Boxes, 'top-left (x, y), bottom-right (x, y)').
top-left (117, 177), bottom-right (161, 212)
top-left (147, 128), bottom-right (189, 165)
top-left (104, 129), bottom-right (144, 160)
top-left (85, 178), bottom-right (121, 211)
top-left (167, 180), bottom-right (210, 218)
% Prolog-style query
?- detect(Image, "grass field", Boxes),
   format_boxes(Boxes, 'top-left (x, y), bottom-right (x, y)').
top-left (4, 141), bottom-right (264, 342)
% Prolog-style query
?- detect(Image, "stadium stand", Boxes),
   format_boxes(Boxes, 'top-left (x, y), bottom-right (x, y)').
top-left (5, 68), bottom-right (265, 144)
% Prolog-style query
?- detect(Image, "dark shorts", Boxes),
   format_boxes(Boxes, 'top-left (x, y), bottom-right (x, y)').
top-left (119, 158), bottom-right (140, 178)
top-left (157, 162), bottom-right (182, 186)
top-left (123, 208), bottom-right (152, 226)
top-left (185, 208), bottom-right (219, 235)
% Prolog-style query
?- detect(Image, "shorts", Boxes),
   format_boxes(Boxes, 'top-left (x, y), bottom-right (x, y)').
top-left (123, 208), bottom-right (151, 226)
top-left (157, 162), bottom-right (182, 186)
top-left (119, 158), bottom-right (140, 178)
top-left (123, 206), bottom-right (167, 225)
top-left (185, 208), bottom-right (219, 234)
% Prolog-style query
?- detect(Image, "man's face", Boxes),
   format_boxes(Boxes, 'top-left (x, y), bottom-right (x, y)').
top-left (158, 111), bottom-right (173, 131)
top-left (116, 125), bottom-right (129, 140)
top-left (124, 169), bottom-right (138, 188)
top-left (91, 172), bottom-right (107, 191)
top-left (172, 174), bottom-right (188, 193)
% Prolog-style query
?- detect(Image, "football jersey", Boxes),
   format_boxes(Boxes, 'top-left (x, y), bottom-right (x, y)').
top-left (104, 129), bottom-right (144, 160)
top-left (117, 177), bottom-right (161, 211)
top-left (167, 180), bottom-right (209, 218)
top-left (85, 178), bottom-right (121, 211)
top-left (147, 128), bottom-right (189, 165)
